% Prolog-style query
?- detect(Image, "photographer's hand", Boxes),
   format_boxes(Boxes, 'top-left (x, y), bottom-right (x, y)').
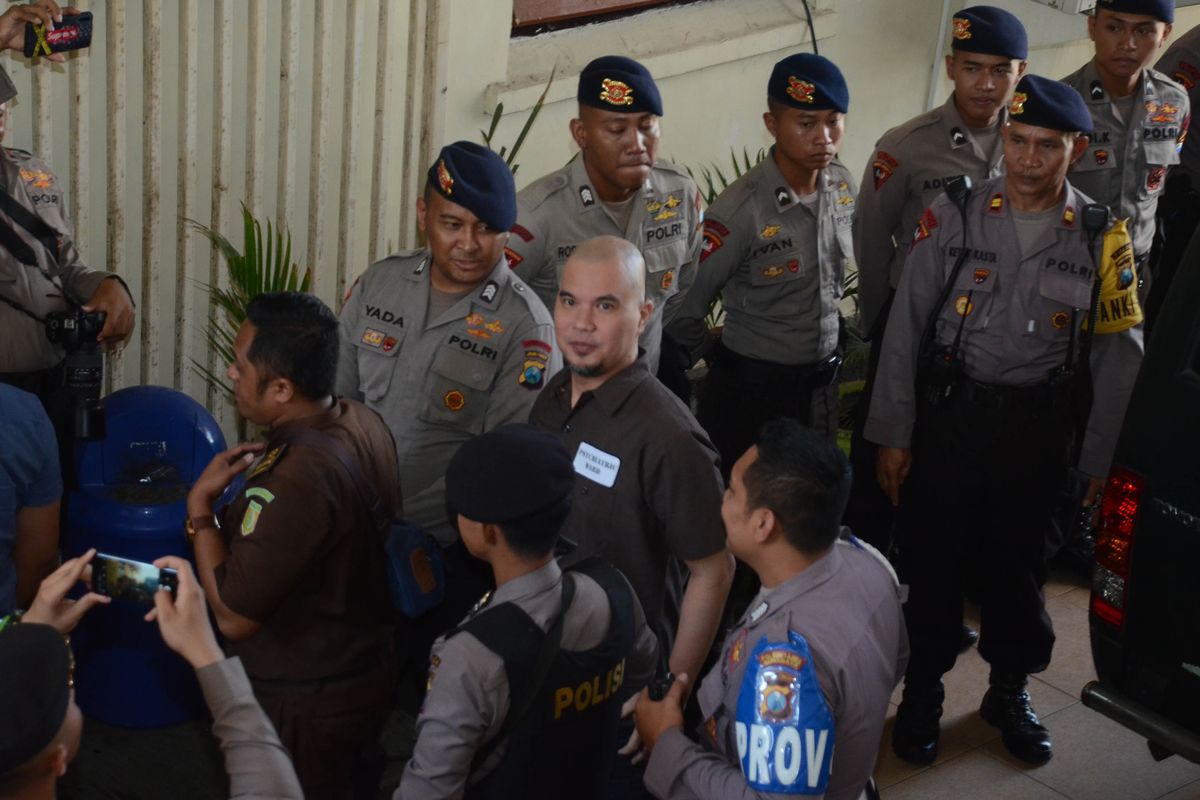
top-left (145, 557), bottom-right (224, 669)
top-left (84, 277), bottom-right (135, 345)
top-left (23, 548), bottom-right (110, 633)
top-left (0, 2), bottom-right (81, 63)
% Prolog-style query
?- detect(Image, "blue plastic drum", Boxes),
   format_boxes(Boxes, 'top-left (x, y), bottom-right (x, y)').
top-left (63, 385), bottom-right (230, 728)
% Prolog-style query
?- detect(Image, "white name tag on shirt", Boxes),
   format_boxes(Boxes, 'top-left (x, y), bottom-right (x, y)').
top-left (573, 442), bottom-right (621, 488)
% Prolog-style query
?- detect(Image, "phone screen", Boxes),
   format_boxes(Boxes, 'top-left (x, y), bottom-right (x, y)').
top-left (92, 553), bottom-right (178, 607)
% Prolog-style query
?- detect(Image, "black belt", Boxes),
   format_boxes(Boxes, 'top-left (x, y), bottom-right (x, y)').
top-left (712, 340), bottom-right (842, 389)
top-left (958, 376), bottom-right (1070, 411)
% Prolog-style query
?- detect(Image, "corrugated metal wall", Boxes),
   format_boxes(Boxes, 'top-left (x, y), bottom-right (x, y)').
top-left (3, 0), bottom-right (442, 430)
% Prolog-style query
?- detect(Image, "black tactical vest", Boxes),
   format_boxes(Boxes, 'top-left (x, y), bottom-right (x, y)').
top-left (461, 558), bottom-right (637, 800)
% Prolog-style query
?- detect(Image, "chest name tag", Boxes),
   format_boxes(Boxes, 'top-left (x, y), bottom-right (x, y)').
top-left (735, 631), bottom-right (835, 794)
top-left (573, 442), bottom-right (621, 488)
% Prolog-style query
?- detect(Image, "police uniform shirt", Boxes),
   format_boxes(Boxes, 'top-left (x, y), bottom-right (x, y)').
top-left (667, 152), bottom-right (855, 366)
top-left (506, 154), bottom-right (704, 370)
top-left (335, 252), bottom-right (560, 545)
top-left (398, 559), bottom-right (658, 798)
top-left (644, 537), bottom-right (908, 800)
top-left (528, 352), bottom-right (727, 648)
top-left (853, 96), bottom-right (1008, 337)
top-left (864, 175), bottom-right (1145, 478)
top-left (1062, 59), bottom-right (1190, 257)
top-left (1156, 24), bottom-right (1200, 190)
top-left (216, 399), bottom-right (400, 682)
top-left (0, 148), bottom-right (118, 373)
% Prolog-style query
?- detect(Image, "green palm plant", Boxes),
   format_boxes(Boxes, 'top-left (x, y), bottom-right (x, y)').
top-left (189, 204), bottom-right (313, 396)
top-left (481, 67), bottom-right (557, 175)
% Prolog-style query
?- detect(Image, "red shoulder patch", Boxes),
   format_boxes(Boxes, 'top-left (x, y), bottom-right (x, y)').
top-left (873, 151), bottom-right (899, 190)
top-left (504, 247), bottom-right (523, 269)
top-left (911, 208), bottom-right (938, 247)
top-left (510, 223), bottom-right (534, 242)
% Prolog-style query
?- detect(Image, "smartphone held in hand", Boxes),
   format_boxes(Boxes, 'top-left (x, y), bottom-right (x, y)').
top-left (92, 552), bottom-right (178, 607)
top-left (24, 11), bottom-right (92, 58)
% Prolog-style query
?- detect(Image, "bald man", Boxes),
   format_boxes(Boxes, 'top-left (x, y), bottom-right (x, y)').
top-left (530, 237), bottom-right (732, 786)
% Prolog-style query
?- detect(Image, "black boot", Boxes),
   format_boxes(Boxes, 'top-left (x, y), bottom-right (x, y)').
top-left (958, 623), bottom-right (979, 653)
top-left (893, 680), bottom-right (944, 765)
top-left (980, 672), bottom-right (1053, 765)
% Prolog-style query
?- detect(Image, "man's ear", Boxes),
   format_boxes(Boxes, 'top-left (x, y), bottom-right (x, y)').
top-left (481, 522), bottom-right (502, 548)
top-left (570, 117), bottom-right (588, 151)
top-left (416, 195), bottom-right (428, 237)
top-left (267, 377), bottom-right (296, 406)
top-left (752, 507), bottom-right (776, 545)
top-left (1069, 132), bottom-right (1089, 167)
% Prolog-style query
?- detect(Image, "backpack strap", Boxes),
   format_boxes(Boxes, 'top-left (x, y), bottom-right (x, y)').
top-left (271, 426), bottom-right (391, 532)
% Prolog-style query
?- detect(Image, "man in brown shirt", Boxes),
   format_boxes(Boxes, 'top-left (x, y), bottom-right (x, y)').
top-left (186, 292), bottom-right (400, 800)
top-left (529, 235), bottom-right (733, 700)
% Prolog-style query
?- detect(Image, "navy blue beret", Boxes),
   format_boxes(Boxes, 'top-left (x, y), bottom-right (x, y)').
top-left (1095, 0), bottom-right (1173, 23)
top-left (446, 423), bottom-right (574, 524)
top-left (427, 141), bottom-right (517, 232)
top-left (768, 54), bottom-right (849, 114)
top-left (0, 623), bottom-right (72, 773)
top-left (577, 55), bottom-right (663, 116)
top-left (1009, 75), bottom-right (1093, 132)
top-left (951, 6), bottom-right (1029, 60)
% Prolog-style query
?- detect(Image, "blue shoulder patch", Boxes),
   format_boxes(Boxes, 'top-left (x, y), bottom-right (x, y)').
top-left (735, 631), bottom-right (834, 794)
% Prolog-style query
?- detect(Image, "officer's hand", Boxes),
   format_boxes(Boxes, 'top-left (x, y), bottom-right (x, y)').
top-left (83, 278), bottom-right (136, 346)
top-left (876, 447), bottom-right (912, 507)
top-left (616, 694), bottom-right (645, 763)
top-left (0, 2), bottom-right (77, 62)
top-left (145, 557), bottom-right (224, 670)
top-left (633, 672), bottom-right (689, 755)
top-left (188, 443), bottom-right (267, 514)
top-left (23, 548), bottom-right (110, 633)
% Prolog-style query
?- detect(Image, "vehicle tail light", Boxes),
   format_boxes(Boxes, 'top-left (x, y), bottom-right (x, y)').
top-left (1090, 466), bottom-right (1145, 629)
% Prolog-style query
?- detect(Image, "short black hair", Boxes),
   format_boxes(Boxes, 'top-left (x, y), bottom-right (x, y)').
top-left (743, 418), bottom-right (852, 554)
top-left (244, 292), bottom-right (339, 400)
top-left (497, 496), bottom-right (572, 560)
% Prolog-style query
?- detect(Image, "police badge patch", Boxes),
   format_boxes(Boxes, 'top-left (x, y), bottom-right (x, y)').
top-left (735, 632), bottom-right (834, 794)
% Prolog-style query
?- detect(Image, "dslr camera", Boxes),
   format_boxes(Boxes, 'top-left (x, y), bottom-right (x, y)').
top-left (44, 308), bottom-right (106, 440)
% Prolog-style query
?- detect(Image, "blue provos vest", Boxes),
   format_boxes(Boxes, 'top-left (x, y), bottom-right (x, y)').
top-left (735, 631), bottom-right (835, 794)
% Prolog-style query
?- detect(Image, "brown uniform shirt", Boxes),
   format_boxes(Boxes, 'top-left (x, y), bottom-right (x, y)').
top-left (216, 399), bottom-right (400, 682)
top-left (528, 353), bottom-right (726, 648)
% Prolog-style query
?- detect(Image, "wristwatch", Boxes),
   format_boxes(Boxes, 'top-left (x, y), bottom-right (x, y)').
top-left (184, 514), bottom-right (218, 545)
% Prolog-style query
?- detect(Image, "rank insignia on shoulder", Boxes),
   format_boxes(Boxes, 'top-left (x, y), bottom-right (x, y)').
top-left (579, 186), bottom-right (596, 207)
top-left (988, 193), bottom-right (1004, 213)
top-left (1090, 80), bottom-right (1104, 101)
top-left (480, 280), bottom-right (500, 303)
top-left (248, 446), bottom-right (286, 479)
top-left (775, 186), bottom-right (792, 207)
top-left (950, 126), bottom-right (967, 147)
top-left (1062, 206), bottom-right (1076, 227)
top-left (735, 631), bottom-right (834, 794)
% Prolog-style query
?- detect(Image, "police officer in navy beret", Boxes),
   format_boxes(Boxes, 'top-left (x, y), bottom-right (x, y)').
top-left (399, 423), bottom-right (657, 799)
top-left (506, 56), bottom-right (703, 396)
top-left (1063, 0), bottom-right (1188, 314)
top-left (867, 74), bottom-right (1144, 766)
top-left (337, 141), bottom-right (560, 547)
top-left (847, 6), bottom-right (1028, 570)
top-left (669, 52), bottom-right (856, 477)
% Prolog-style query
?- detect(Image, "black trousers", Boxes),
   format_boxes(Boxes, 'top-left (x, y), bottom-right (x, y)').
top-left (896, 383), bottom-right (1066, 685)
top-left (696, 343), bottom-right (836, 481)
